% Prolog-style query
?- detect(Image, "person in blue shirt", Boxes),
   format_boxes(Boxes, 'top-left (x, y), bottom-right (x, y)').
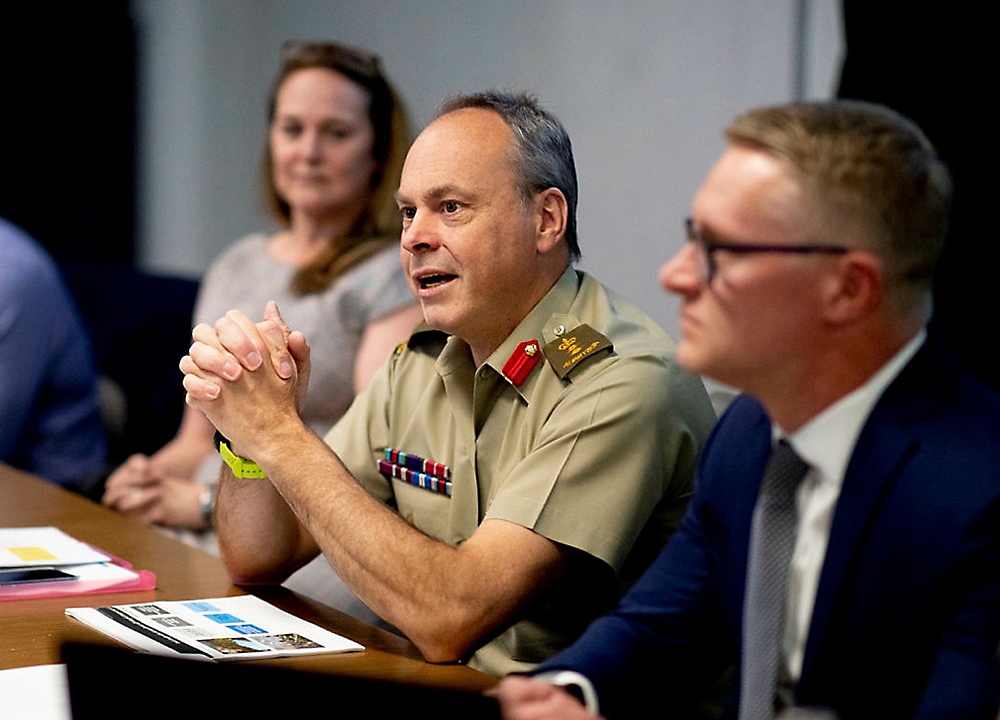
top-left (0, 216), bottom-right (106, 488)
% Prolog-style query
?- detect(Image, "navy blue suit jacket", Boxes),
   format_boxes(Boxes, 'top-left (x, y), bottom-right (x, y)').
top-left (538, 337), bottom-right (1000, 719)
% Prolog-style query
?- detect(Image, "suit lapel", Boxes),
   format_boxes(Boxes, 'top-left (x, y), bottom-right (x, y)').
top-left (797, 336), bottom-right (951, 691)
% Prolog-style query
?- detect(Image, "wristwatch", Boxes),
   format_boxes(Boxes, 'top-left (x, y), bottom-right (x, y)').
top-left (199, 485), bottom-right (216, 528)
top-left (214, 431), bottom-right (267, 479)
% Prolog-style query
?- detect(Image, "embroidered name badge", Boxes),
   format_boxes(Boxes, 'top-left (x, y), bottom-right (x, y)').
top-left (378, 448), bottom-right (452, 497)
top-left (542, 323), bottom-right (613, 380)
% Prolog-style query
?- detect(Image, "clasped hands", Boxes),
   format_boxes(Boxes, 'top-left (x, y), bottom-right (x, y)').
top-left (180, 301), bottom-right (310, 461)
top-left (102, 454), bottom-right (210, 529)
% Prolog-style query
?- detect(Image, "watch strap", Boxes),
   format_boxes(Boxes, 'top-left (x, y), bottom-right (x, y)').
top-left (214, 431), bottom-right (267, 479)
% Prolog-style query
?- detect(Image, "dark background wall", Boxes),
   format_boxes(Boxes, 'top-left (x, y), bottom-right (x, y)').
top-left (837, 1), bottom-right (999, 392)
top-left (0, 2), bottom-right (137, 267)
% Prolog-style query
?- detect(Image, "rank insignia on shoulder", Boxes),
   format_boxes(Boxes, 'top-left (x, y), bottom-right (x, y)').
top-left (542, 323), bottom-right (613, 379)
top-left (502, 339), bottom-right (542, 386)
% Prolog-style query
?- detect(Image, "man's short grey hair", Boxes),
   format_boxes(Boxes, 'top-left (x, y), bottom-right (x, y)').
top-left (439, 91), bottom-right (581, 261)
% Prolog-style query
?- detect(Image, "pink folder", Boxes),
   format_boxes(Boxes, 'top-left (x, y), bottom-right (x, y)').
top-left (0, 546), bottom-right (156, 601)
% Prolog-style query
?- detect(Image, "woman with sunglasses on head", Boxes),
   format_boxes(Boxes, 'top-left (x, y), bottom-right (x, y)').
top-left (103, 42), bottom-right (421, 552)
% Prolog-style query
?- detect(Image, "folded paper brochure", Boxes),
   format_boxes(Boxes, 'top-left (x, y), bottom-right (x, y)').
top-left (66, 595), bottom-right (364, 661)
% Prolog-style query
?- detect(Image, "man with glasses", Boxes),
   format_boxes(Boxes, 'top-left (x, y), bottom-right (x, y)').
top-left (491, 100), bottom-right (1000, 719)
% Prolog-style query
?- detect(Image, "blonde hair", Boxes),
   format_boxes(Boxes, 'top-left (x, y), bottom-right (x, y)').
top-left (726, 100), bottom-right (951, 306)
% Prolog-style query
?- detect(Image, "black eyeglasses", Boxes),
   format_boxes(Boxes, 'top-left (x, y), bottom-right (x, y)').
top-left (685, 217), bottom-right (850, 285)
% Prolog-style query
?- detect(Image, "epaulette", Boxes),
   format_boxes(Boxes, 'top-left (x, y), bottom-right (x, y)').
top-left (541, 323), bottom-right (614, 380)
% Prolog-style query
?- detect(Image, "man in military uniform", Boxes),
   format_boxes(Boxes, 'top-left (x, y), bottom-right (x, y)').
top-left (181, 91), bottom-right (716, 676)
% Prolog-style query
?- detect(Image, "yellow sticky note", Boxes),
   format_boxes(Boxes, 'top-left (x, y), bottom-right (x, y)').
top-left (9, 546), bottom-right (58, 562)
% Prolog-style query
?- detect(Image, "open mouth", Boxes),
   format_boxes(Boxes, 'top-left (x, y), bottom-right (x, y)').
top-left (416, 273), bottom-right (457, 290)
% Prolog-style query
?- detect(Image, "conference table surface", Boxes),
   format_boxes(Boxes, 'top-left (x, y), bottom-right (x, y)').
top-left (0, 463), bottom-right (496, 691)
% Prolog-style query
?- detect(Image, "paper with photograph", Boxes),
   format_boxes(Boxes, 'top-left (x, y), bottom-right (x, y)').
top-left (66, 594), bottom-right (364, 661)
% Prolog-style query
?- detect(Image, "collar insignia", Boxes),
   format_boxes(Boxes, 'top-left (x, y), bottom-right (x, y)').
top-left (502, 339), bottom-right (542, 386)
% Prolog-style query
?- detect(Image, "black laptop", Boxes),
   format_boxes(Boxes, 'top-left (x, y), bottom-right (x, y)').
top-left (62, 642), bottom-right (501, 719)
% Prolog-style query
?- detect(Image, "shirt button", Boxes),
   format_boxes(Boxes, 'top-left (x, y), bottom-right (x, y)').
top-left (553, 324), bottom-right (566, 336)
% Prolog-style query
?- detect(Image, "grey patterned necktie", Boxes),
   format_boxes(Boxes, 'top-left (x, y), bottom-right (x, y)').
top-left (739, 439), bottom-right (809, 720)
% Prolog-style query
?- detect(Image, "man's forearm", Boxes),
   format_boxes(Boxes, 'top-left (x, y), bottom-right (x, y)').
top-left (182, 311), bottom-right (463, 612)
top-left (254, 425), bottom-right (478, 657)
top-left (247, 424), bottom-right (565, 664)
top-left (215, 465), bottom-right (316, 585)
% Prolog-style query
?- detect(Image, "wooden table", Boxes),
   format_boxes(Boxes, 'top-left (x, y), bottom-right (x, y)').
top-left (0, 464), bottom-right (495, 691)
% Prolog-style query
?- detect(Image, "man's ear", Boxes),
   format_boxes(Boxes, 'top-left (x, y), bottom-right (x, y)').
top-left (823, 251), bottom-right (883, 325)
top-left (535, 188), bottom-right (568, 254)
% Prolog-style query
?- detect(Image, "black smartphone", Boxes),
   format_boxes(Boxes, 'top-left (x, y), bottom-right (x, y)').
top-left (0, 567), bottom-right (78, 586)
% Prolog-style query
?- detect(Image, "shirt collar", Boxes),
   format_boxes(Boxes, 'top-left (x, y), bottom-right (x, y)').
top-left (779, 329), bottom-right (926, 488)
top-left (435, 267), bottom-right (579, 398)
top-left (484, 266), bottom-right (580, 373)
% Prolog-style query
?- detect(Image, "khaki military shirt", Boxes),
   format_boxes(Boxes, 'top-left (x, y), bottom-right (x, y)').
top-left (326, 268), bottom-right (716, 675)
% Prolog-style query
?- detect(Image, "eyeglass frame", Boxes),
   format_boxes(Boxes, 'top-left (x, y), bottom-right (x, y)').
top-left (685, 217), bottom-right (850, 285)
